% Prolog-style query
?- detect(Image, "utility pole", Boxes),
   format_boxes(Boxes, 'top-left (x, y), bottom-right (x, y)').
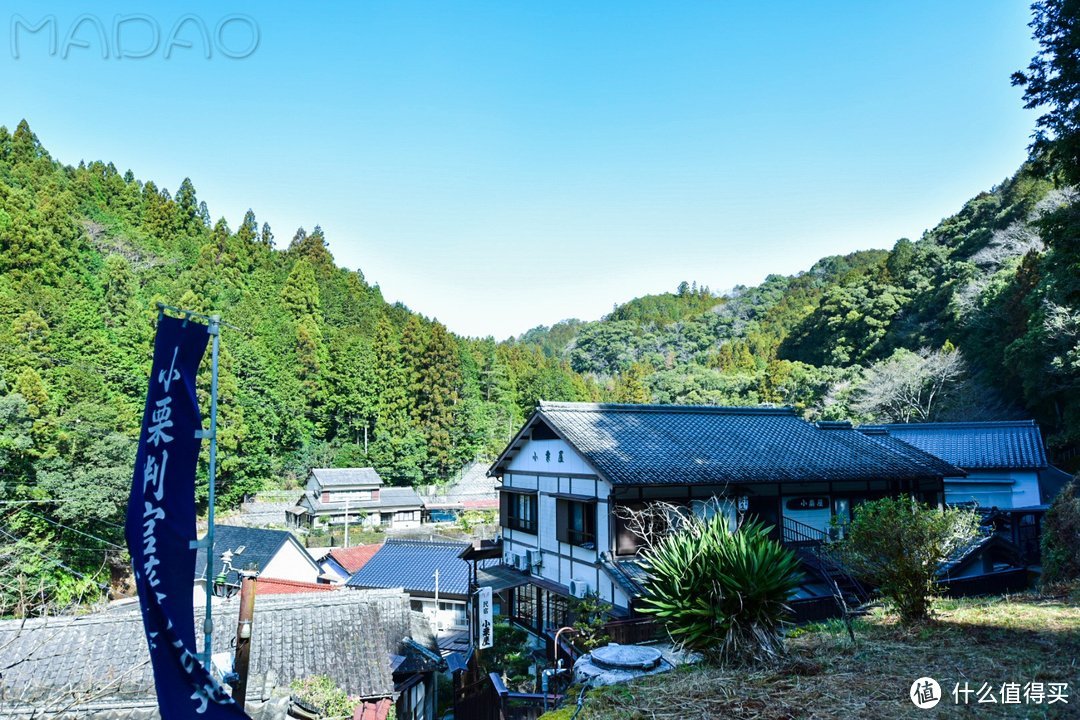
top-left (433, 568), bottom-right (440, 631)
top-left (232, 571), bottom-right (257, 707)
top-left (203, 314), bottom-right (221, 668)
top-left (344, 498), bottom-right (350, 548)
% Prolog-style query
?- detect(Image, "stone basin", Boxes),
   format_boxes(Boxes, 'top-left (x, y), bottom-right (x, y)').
top-left (573, 643), bottom-right (671, 687)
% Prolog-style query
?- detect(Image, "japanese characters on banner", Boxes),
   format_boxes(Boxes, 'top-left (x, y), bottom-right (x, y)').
top-left (124, 314), bottom-right (249, 719)
top-left (478, 586), bottom-right (494, 649)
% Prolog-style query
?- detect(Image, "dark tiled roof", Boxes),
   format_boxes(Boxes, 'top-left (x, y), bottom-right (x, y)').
top-left (329, 543), bottom-right (384, 574)
top-left (857, 428), bottom-right (967, 478)
top-left (493, 402), bottom-right (953, 486)
top-left (194, 525), bottom-right (314, 583)
top-left (311, 467), bottom-right (383, 487)
top-left (345, 539), bottom-right (473, 596)
top-left (0, 590), bottom-right (431, 714)
top-left (875, 421), bottom-right (1048, 471)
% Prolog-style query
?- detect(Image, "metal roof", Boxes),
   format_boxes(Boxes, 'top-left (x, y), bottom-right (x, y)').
top-left (328, 543), bottom-right (384, 574)
top-left (310, 467), bottom-right (383, 487)
top-left (874, 421), bottom-right (1048, 471)
top-left (491, 402), bottom-right (958, 486)
top-left (345, 539), bottom-right (477, 597)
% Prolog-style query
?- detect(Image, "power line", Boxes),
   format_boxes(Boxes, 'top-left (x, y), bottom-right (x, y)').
top-left (15, 510), bottom-right (124, 549)
top-left (0, 526), bottom-right (98, 581)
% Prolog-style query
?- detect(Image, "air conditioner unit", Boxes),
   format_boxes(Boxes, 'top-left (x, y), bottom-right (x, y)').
top-left (526, 548), bottom-right (543, 569)
top-left (568, 578), bottom-right (589, 599)
top-left (513, 553), bottom-right (530, 573)
top-left (503, 550), bottom-right (517, 567)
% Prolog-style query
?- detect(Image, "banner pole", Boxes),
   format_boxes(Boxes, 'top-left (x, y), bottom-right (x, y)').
top-left (203, 315), bottom-right (221, 668)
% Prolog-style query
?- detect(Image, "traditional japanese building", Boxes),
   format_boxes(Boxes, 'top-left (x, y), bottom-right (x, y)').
top-left (488, 402), bottom-right (963, 635)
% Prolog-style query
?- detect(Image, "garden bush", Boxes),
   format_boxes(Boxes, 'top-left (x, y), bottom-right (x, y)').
top-left (638, 516), bottom-right (801, 665)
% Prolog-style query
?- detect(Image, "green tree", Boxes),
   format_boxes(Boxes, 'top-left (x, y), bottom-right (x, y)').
top-left (1013, 0), bottom-right (1080, 183)
top-left (833, 498), bottom-right (979, 623)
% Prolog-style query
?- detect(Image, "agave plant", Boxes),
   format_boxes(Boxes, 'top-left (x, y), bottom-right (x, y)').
top-left (638, 516), bottom-right (802, 665)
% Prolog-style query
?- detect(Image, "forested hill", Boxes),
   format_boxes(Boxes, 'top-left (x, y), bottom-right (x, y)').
top-left (518, 165), bottom-right (1080, 462)
top-left (2, 117), bottom-right (1079, 611)
top-left (0, 118), bottom-right (600, 602)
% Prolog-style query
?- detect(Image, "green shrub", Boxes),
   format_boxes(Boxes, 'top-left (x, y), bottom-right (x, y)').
top-left (289, 675), bottom-right (359, 718)
top-left (1042, 481), bottom-right (1080, 588)
top-left (832, 497), bottom-right (979, 623)
top-left (638, 517), bottom-right (802, 665)
top-left (569, 591), bottom-right (612, 652)
top-left (484, 621), bottom-right (534, 691)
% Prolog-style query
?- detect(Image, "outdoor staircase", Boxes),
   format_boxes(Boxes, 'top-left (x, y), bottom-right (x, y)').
top-left (783, 516), bottom-right (872, 610)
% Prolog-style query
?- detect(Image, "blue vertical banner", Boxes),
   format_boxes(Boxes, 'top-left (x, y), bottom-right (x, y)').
top-left (125, 314), bottom-right (249, 719)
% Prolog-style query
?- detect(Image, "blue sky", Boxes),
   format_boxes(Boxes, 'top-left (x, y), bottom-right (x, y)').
top-left (3, 1), bottom-right (1038, 338)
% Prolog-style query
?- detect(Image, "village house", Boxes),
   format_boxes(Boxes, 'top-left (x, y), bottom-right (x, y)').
top-left (487, 401), bottom-right (965, 639)
top-left (865, 421), bottom-right (1055, 508)
top-left (0, 589), bottom-right (442, 720)
top-left (292, 467), bottom-right (425, 531)
top-left (345, 538), bottom-right (485, 635)
top-left (193, 525), bottom-right (325, 602)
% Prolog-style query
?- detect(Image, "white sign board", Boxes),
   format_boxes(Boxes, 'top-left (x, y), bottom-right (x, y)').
top-left (478, 586), bottom-right (493, 649)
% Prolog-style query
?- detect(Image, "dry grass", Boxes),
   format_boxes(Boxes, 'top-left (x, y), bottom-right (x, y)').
top-left (545, 593), bottom-right (1080, 719)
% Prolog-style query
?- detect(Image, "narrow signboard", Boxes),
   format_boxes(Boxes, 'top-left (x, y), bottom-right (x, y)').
top-left (124, 314), bottom-right (248, 718)
top-left (478, 586), bottom-right (494, 649)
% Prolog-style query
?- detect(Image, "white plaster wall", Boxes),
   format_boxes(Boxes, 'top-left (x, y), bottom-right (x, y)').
top-left (945, 471), bottom-right (1042, 509)
top-left (417, 597), bottom-right (468, 632)
top-left (507, 439), bottom-right (594, 475)
top-left (261, 540), bottom-right (320, 583)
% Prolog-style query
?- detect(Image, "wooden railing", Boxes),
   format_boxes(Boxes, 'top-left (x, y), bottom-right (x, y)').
top-left (605, 617), bottom-right (661, 645)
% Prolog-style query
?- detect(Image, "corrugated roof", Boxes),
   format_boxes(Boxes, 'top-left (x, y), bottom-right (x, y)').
top-left (345, 539), bottom-right (473, 596)
top-left (329, 543), bottom-right (384, 574)
top-left (0, 590), bottom-right (431, 714)
top-left (256, 577), bottom-right (339, 595)
top-left (875, 421), bottom-right (1048, 471)
top-left (311, 467), bottom-right (383, 487)
top-left (492, 402), bottom-right (955, 486)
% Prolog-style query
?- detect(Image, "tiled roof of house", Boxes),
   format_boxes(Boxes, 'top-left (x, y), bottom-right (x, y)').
top-left (303, 486), bottom-right (425, 513)
top-left (329, 543), bottom-right (384, 574)
top-left (0, 590), bottom-right (433, 716)
top-left (194, 525), bottom-right (316, 584)
top-left (311, 467), bottom-right (383, 487)
top-left (492, 402), bottom-right (961, 486)
top-left (857, 428), bottom-right (970, 478)
top-left (873, 421), bottom-right (1048, 471)
top-left (345, 539), bottom-right (474, 596)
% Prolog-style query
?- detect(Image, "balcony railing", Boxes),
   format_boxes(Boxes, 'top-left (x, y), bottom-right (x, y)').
top-left (782, 515), bottom-right (828, 545)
